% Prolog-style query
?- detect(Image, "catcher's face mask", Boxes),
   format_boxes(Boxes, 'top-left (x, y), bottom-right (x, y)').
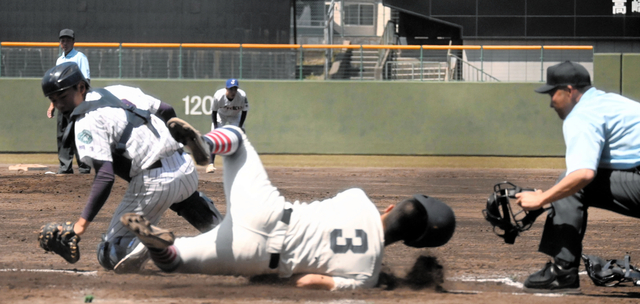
top-left (482, 182), bottom-right (548, 244)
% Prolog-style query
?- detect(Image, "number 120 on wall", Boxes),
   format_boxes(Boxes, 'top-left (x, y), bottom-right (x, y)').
top-left (183, 95), bottom-right (214, 115)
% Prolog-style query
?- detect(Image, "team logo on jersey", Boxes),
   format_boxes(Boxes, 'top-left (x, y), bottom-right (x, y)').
top-left (223, 106), bottom-right (244, 110)
top-left (77, 130), bottom-right (93, 144)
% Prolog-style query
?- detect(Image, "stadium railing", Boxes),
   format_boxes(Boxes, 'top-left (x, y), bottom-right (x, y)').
top-left (0, 42), bottom-right (593, 82)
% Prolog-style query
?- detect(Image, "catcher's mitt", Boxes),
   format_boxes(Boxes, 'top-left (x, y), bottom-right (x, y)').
top-left (38, 221), bottom-right (81, 263)
top-left (482, 181), bottom-right (548, 244)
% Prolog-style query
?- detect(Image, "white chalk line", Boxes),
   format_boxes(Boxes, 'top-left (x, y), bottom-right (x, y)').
top-left (448, 275), bottom-right (524, 289)
top-left (447, 272), bottom-right (588, 297)
top-left (0, 269), bottom-right (585, 298)
top-left (0, 268), bottom-right (98, 276)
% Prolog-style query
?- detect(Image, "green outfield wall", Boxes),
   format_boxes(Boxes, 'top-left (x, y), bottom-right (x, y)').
top-left (0, 79), bottom-right (565, 155)
top-left (593, 53), bottom-right (621, 94)
top-left (0, 53), bottom-right (634, 155)
top-left (622, 54), bottom-right (640, 101)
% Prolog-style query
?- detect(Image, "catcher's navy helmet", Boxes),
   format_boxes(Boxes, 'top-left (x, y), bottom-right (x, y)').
top-left (404, 195), bottom-right (456, 248)
top-left (41, 62), bottom-right (87, 97)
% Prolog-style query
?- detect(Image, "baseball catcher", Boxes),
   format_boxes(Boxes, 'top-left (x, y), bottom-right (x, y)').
top-left (483, 181), bottom-right (548, 244)
top-left (38, 221), bottom-right (81, 263)
top-left (38, 62), bottom-right (222, 273)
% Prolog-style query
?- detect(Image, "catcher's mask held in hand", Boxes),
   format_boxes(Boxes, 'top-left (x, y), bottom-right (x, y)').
top-left (482, 181), bottom-right (549, 244)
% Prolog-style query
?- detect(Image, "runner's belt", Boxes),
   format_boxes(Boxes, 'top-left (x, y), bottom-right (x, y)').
top-left (268, 207), bottom-right (293, 269)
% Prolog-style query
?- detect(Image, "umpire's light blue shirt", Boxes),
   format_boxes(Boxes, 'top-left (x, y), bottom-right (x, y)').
top-left (56, 48), bottom-right (90, 80)
top-left (564, 87), bottom-right (640, 174)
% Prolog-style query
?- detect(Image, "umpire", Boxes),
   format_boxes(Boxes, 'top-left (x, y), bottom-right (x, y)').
top-left (515, 61), bottom-right (640, 291)
top-left (46, 29), bottom-right (91, 174)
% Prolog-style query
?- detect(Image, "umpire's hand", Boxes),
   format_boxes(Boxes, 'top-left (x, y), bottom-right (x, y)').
top-left (47, 102), bottom-right (55, 118)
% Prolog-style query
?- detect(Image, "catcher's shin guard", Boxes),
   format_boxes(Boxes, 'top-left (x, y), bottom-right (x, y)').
top-left (113, 242), bottom-right (150, 274)
top-left (582, 254), bottom-right (640, 286)
top-left (97, 235), bottom-right (142, 271)
top-left (170, 191), bottom-right (222, 233)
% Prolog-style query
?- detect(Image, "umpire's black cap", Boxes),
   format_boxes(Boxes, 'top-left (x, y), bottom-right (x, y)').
top-left (59, 29), bottom-right (75, 40)
top-left (404, 195), bottom-right (456, 248)
top-left (535, 61), bottom-right (591, 93)
top-left (42, 62), bottom-right (88, 97)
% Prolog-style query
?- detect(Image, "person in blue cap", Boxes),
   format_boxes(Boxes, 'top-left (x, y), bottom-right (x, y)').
top-left (206, 78), bottom-right (249, 173)
top-left (516, 61), bottom-right (640, 292)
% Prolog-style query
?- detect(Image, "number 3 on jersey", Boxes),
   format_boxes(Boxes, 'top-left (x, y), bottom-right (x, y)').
top-left (330, 229), bottom-right (368, 254)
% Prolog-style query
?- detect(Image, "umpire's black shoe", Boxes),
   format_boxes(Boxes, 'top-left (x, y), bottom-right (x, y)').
top-left (524, 262), bottom-right (579, 292)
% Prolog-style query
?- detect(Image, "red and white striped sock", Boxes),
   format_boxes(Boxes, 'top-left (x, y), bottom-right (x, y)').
top-left (149, 245), bottom-right (181, 272)
top-left (202, 126), bottom-right (243, 156)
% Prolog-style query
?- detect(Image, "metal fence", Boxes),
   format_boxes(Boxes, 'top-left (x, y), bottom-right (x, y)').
top-left (0, 42), bottom-right (593, 82)
top-left (461, 46), bottom-right (595, 82)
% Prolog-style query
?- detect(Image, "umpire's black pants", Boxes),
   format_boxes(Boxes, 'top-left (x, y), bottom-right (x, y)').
top-left (539, 169), bottom-right (640, 268)
top-left (57, 112), bottom-right (91, 174)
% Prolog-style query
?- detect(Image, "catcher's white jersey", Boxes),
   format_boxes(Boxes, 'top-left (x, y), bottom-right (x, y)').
top-left (73, 87), bottom-right (197, 251)
top-left (211, 88), bottom-right (249, 126)
top-left (103, 85), bottom-right (161, 114)
top-left (172, 132), bottom-right (383, 290)
top-left (74, 89), bottom-right (181, 177)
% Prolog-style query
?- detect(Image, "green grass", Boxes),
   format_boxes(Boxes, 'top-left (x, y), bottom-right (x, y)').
top-left (0, 153), bottom-right (565, 169)
top-left (258, 155), bottom-right (566, 169)
top-left (0, 153), bottom-right (60, 165)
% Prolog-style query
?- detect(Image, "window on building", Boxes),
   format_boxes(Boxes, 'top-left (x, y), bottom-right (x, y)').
top-left (344, 3), bottom-right (374, 26)
top-left (296, 0), bottom-right (328, 27)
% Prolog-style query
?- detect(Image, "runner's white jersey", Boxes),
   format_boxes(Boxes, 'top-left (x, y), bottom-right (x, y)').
top-left (169, 135), bottom-right (382, 289)
top-left (280, 188), bottom-right (384, 289)
top-left (211, 88), bottom-right (249, 126)
top-left (103, 85), bottom-right (161, 114)
top-left (74, 89), bottom-right (182, 177)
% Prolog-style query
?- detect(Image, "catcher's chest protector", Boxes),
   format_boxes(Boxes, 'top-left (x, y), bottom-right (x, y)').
top-left (61, 88), bottom-right (159, 155)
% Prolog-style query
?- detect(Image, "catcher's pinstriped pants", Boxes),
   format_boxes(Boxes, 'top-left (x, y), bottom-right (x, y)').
top-left (539, 169), bottom-right (640, 267)
top-left (105, 151), bottom-right (198, 250)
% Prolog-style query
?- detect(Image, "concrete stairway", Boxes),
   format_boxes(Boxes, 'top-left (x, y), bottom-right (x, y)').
top-left (349, 49), bottom-right (379, 80)
top-left (385, 58), bottom-right (448, 81)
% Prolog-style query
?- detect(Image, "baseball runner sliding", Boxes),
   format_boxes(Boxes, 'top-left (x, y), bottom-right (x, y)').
top-left (120, 118), bottom-right (456, 290)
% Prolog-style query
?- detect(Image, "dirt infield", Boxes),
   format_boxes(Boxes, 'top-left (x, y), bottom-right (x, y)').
top-left (2, 160), bottom-right (640, 303)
